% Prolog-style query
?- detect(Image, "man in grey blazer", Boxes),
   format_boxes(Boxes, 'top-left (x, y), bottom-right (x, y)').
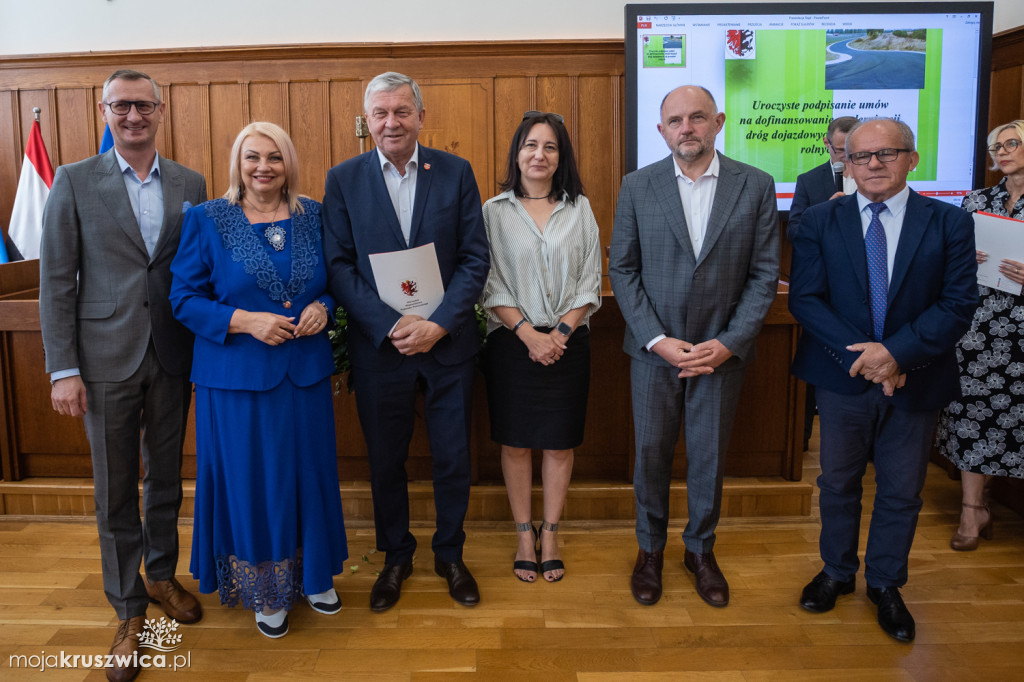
top-left (609, 85), bottom-right (779, 608)
top-left (39, 69), bottom-right (207, 682)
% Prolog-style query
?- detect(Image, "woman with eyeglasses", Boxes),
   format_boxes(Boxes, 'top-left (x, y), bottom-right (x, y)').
top-left (169, 122), bottom-right (347, 636)
top-left (935, 119), bottom-right (1024, 551)
top-left (480, 112), bottom-right (602, 583)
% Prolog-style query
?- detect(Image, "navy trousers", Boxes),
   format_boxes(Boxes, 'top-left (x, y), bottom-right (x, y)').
top-left (815, 386), bottom-right (938, 588)
top-left (352, 353), bottom-right (475, 566)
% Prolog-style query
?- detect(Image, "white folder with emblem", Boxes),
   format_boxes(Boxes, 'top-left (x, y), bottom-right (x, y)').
top-left (368, 242), bottom-right (445, 318)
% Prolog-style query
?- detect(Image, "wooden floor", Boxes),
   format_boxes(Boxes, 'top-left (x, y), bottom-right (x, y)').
top-left (1, 430), bottom-right (1022, 681)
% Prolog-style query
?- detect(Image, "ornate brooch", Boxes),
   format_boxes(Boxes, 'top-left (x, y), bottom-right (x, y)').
top-left (265, 223), bottom-right (286, 251)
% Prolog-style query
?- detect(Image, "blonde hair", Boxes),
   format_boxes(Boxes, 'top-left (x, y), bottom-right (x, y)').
top-left (987, 120), bottom-right (1024, 171)
top-left (224, 122), bottom-right (304, 214)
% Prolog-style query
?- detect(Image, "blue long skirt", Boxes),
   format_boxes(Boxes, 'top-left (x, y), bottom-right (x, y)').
top-left (190, 376), bottom-right (348, 613)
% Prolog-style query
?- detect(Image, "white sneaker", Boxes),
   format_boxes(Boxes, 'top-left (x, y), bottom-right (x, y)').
top-left (254, 609), bottom-right (289, 638)
top-left (305, 588), bottom-right (342, 615)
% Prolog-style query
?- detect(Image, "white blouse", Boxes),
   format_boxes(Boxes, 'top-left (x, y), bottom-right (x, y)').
top-left (480, 189), bottom-right (602, 334)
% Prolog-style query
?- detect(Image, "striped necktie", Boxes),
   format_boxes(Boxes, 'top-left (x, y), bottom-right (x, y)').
top-left (866, 202), bottom-right (888, 341)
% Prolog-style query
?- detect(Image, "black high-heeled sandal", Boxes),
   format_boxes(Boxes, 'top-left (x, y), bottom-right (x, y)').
top-left (513, 521), bottom-right (539, 582)
top-left (539, 520), bottom-right (565, 582)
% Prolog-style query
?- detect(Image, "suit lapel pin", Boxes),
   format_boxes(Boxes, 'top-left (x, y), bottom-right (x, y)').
top-left (423, 163), bottom-right (431, 170)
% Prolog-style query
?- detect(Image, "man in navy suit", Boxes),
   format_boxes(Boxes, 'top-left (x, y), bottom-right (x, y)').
top-left (789, 118), bottom-right (977, 642)
top-left (322, 72), bottom-right (489, 612)
top-left (787, 115), bottom-right (859, 241)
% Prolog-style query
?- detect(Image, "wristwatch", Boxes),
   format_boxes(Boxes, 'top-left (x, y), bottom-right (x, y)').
top-left (556, 322), bottom-right (573, 337)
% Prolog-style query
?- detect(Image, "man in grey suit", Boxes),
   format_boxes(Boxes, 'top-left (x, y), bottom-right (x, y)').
top-left (40, 69), bottom-right (207, 682)
top-left (609, 85), bottom-right (779, 608)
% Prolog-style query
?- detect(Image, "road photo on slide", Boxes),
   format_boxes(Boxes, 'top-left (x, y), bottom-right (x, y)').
top-left (825, 29), bottom-right (927, 90)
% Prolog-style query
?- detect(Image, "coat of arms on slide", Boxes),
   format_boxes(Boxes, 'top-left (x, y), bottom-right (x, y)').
top-left (726, 29), bottom-right (755, 59)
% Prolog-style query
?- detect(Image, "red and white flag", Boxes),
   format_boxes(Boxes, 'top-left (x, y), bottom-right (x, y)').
top-left (9, 120), bottom-right (55, 260)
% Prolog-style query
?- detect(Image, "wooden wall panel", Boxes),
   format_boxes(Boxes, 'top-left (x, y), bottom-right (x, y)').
top-left (417, 79), bottom-right (494, 193)
top-left (576, 75), bottom-right (619, 260)
top-left (328, 79), bottom-right (366, 174)
top-left (54, 89), bottom-right (92, 167)
top-left (168, 84), bottom-right (210, 181)
top-left (17, 90), bottom-right (51, 166)
top-left (0, 89), bottom-right (17, 227)
top-left (984, 28), bottom-right (1024, 187)
top-left (985, 65), bottom-right (1023, 187)
top-left (91, 86), bottom-right (105, 154)
top-left (490, 77), bottom-right (532, 197)
top-left (9, 331), bottom-right (90, 461)
top-left (288, 80), bottom-right (331, 201)
top-left (248, 82), bottom-right (288, 131)
top-left (536, 76), bottom-right (575, 135)
top-left (208, 83), bottom-right (246, 198)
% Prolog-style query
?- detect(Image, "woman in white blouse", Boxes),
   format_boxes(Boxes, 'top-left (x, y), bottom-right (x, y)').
top-left (480, 111), bottom-right (602, 583)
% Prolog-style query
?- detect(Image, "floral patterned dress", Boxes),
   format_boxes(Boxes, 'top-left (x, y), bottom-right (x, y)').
top-left (935, 177), bottom-right (1024, 478)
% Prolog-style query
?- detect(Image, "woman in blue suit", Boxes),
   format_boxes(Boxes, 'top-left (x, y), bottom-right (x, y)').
top-left (170, 122), bottom-right (347, 638)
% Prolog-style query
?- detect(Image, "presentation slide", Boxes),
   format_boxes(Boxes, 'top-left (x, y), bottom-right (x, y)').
top-left (628, 5), bottom-right (992, 210)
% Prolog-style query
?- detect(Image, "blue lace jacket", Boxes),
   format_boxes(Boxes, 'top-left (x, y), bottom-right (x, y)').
top-left (169, 196), bottom-right (335, 390)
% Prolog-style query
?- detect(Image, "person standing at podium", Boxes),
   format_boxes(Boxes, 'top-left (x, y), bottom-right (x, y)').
top-left (39, 69), bottom-right (207, 682)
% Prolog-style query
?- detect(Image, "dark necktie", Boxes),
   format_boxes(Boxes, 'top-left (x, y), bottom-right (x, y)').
top-left (866, 202), bottom-right (888, 341)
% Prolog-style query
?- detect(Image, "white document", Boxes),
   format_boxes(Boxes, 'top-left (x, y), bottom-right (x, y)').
top-left (368, 242), bottom-right (445, 318)
top-left (973, 211), bottom-right (1024, 295)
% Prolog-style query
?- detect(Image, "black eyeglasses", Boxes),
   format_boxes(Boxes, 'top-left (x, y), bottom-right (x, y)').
top-left (104, 100), bottom-right (159, 116)
top-left (523, 110), bottom-right (564, 123)
top-left (847, 148), bottom-right (912, 165)
top-left (987, 139), bottom-right (1022, 153)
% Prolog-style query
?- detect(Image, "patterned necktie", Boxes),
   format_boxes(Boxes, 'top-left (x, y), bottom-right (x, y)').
top-left (866, 202), bottom-right (888, 341)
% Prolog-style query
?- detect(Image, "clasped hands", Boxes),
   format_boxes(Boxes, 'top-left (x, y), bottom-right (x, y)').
top-left (651, 337), bottom-right (732, 378)
top-left (238, 301), bottom-right (329, 346)
top-left (390, 314), bottom-right (447, 355)
top-left (518, 326), bottom-right (567, 366)
top-left (847, 341), bottom-right (906, 397)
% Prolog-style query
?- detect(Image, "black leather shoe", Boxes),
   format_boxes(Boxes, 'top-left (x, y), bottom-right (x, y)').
top-left (800, 571), bottom-right (855, 613)
top-left (867, 585), bottom-right (915, 642)
top-left (434, 558), bottom-right (480, 606)
top-left (630, 549), bottom-right (664, 605)
top-left (369, 561), bottom-right (413, 613)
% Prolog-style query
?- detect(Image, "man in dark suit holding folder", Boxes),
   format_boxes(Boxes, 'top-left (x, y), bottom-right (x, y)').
top-left (323, 71), bottom-right (489, 613)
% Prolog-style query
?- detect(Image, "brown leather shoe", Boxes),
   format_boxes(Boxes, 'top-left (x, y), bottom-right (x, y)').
top-left (684, 549), bottom-right (729, 607)
top-left (145, 576), bottom-right (203, 624)
top-left (106, 615), bottom-right (144, 682)
top-left (630, 549), bottom-right (664, 605)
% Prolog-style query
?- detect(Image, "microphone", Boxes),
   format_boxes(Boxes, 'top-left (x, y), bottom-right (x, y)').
top-left (831, 161), bottom-right (845, 194)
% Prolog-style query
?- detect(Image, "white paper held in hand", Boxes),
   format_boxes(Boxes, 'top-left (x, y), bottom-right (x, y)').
top-left (368, 242), bottom-right (446, 318)
top-left (973, 211), bottom-right (1024, 295)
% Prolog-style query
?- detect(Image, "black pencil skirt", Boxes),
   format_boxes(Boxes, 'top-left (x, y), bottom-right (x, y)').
top-left (482, 325), bottom-right (591, 450)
